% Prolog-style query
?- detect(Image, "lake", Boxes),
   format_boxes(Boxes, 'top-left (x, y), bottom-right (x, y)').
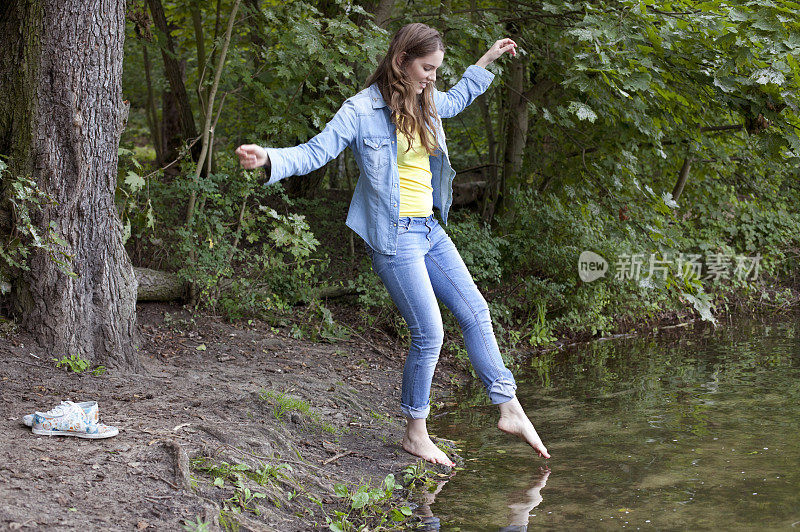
top-left (424, 316), bottom-right (800, 530)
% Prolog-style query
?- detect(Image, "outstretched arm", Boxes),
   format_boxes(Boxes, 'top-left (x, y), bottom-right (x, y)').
top-left (235, 99), bottom-right (357, 185)
top-left (434, 38), bottom-right (518, 119)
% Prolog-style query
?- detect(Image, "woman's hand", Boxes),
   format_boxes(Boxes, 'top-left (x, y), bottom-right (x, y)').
top-left (475, 38), bottom-right (517, 68)
top-left (235, 144), bottom-right (269, 169)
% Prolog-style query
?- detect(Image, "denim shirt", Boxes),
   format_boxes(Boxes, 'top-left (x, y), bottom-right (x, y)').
top-left (263, 64), bottom-right (495, 255)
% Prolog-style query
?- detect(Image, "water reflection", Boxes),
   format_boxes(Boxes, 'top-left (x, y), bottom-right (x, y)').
top-left (418, 468), bottom-right (551, 531)
top-left (501, 468), bottom-right (550, 531)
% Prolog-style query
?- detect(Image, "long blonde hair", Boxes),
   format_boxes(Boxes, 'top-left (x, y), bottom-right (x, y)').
top-left (365, 23), bottom-right (443, 155)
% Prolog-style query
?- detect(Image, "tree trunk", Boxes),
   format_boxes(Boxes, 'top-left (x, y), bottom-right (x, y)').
top-left (285, 163), bottom-right (330, 199)
top-left (371, 0), bottom-right (395, 27)
top-left (0, 0), bottom-right (140, 370)
top-left (147, 0), bottom-right (199, 151)
top-left (502, 57), bottom-right (529, 187)
top-left (142, 43), bottom-right (165, 165)
top-left (161, 84), bottom-right (184, 178)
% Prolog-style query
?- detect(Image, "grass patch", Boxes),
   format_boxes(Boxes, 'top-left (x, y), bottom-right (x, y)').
top-left (259, 390), bottom-right (339, 434)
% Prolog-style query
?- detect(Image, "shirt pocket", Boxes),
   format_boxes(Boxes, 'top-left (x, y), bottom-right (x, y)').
top-left (362, 137), bottom-right (391, 175)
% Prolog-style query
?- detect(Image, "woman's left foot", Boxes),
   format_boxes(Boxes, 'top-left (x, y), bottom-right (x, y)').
top-left (497, 396), bottom-right (550, 458)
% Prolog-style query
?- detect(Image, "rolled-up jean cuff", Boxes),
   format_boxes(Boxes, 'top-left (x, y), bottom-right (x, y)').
top-left (488, 378), bottom-right (517, 404)
top-left (401, 403), bottom-right (430, 419)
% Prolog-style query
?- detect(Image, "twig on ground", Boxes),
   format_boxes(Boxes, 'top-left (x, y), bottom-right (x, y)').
top-left (322, 450), bottom-right (353, 465)
top-left (149, 474), bottom-right (180, 490)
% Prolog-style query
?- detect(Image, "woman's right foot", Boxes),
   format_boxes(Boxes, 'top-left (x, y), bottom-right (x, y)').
top-left (403, 418), bottom-right (455, 467)
top-left (497, 396), bottom-right (550, 459)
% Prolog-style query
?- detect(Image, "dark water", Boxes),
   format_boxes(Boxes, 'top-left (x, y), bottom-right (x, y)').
top-left (425, 317), bottom-right (800, 530)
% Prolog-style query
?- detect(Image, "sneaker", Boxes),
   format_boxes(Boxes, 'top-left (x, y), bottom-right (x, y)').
top-left (23, 401), bottom-right (99, 427)
top-left (30, 401), bottom-right (119, 439)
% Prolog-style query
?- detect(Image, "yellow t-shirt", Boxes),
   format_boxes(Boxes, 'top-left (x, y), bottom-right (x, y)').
top-left (397, 127), bottom-right (434, 217)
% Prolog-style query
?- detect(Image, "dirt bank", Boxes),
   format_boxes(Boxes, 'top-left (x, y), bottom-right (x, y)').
top-left (0, 302), bottom-right (458, 531)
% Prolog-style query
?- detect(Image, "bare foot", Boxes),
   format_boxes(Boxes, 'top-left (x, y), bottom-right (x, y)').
top-left (497, 396), bottom-right (550, 458)
top-left (402, 418), bottom-right (455, 467)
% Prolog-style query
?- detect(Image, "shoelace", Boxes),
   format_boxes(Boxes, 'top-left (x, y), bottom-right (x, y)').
top-left (38, 401), bottom-right (78, 417)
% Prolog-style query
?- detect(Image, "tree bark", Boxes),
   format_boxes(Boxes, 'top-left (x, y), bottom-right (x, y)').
top-left (147, 0), bottom-right (199, 149)
top-left (371, 0), bottom-right (395, 27)
top-left (502, 58), bottom-right (530, 185)
top-left (0, 0), bottom-right (140, 370)
top-left (190, 2), bottom-right (207, 121)
top-left (142, 43), bottom-right (165, 165)
top-left (285, 164), bottom-right (330, 199)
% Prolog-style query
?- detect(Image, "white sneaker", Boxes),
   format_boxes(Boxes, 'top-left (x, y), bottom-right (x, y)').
top-left (30, 401), bottom-right (118, 439)
top-left (23, 401), bottom-right (98, 427)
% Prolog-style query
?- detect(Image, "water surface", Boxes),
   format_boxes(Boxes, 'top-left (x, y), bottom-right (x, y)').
top-left (426, 317), bottom-right (800, 530)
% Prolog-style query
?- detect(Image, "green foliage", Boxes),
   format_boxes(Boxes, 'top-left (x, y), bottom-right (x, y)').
top-left (191, 457), bottom-right (276, 521)
top-left (234, 0), bottom-right (386, 147)
top-left (260, 390), bottom-right (312, 420)
top-left (52, 354), bottom-right (90, 373)
top-left (116, 0), bottom-right (800, 373)
top-left (447, 210), bottom-right (505, 285)
top-left (259, 390), bottom-right (339, 433)
top-left (51, 354), bottom-right (107, 376)
top-left (399, 462), bottom-right (437, 491)
top-left (182, 516), bottom-right (212, 532)
top-left (168, 161), bottom-right (329, 314)
top-left (525, 302), bottom-right (557, 348)
top-left (285, 300), bottom-right (350, 343)
top-left (116, 147), bottom-right (155, 246)
top-left (0, 157), bottom-right (77, 292)
top-left (327, 474), bottom-right (413, 531)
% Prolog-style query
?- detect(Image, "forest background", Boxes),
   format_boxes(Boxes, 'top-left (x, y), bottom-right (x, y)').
top-left (4, 0), bottom-right (800, 366)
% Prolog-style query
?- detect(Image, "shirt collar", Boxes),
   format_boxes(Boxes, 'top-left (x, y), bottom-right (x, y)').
top-left (368, 83), bottom-right (387, 109)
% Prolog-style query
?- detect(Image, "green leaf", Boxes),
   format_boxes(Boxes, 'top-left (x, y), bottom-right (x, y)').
top-left (567, 28), bottom-right (595, 41)
top-left (645, 25), bottom-right (661, 48)
top-left (351, 491), bottom-right (368, 510)
top-left (683, 292), bottom-right (717, 325)
top-left (568, 101), bottom-right (598, 122)
top-left (751, 68), bottom-right (785, 85)
top-left (121, 218), bottom-right (131, 245)
top-left (124, 171), bottom-right (145, 192)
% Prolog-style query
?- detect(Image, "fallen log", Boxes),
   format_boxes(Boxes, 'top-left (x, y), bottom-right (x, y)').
top-left (133, 267), bottom-right (356, 303)
top-left (452, 180), bottom-right (487, 206)
top-left (134, 266), bottom-right (187, 302)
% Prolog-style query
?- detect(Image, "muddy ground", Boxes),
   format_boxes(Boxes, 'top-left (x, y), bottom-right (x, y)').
top-left (0, 302), bottom-right (464, 531)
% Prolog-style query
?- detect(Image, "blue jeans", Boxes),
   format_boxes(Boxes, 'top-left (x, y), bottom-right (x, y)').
top-left (364, 214), bottom-right (517, 419)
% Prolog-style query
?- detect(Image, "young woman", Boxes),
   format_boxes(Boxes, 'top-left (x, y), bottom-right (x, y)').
top-left (236, 23), bottom-right (549, 466)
